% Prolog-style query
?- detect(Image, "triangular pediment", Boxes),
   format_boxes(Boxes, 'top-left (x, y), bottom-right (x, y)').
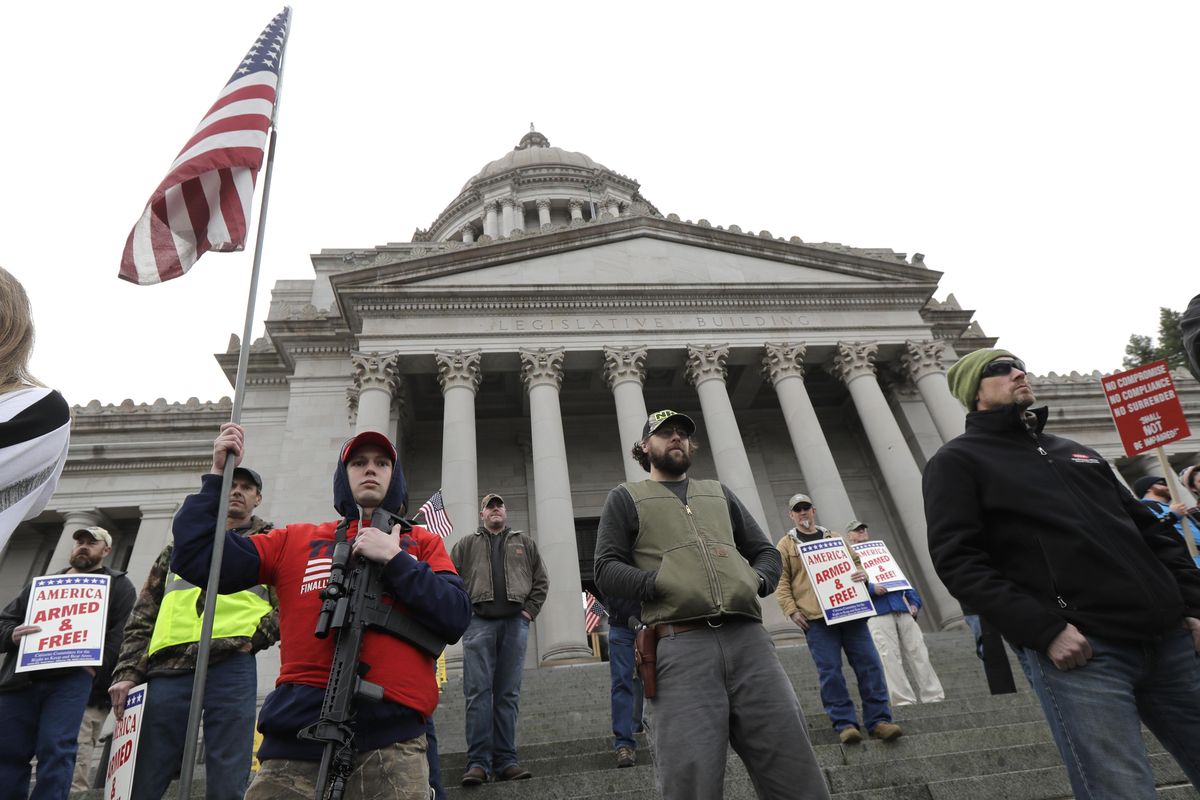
top-left (329, 218), bottom-right (939, 295)
top-left (413, 237), bottom-right (865, 288)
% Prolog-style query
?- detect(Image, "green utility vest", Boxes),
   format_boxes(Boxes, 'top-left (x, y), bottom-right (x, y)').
top-left (624, 479), bottom-right (763, 625)
top-left (147, 573), bottom-right (272, 656)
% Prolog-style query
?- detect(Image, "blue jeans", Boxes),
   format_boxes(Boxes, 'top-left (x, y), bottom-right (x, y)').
top-left (462, 614), bottom-right (529, 775)
top-left (0, 668), bottom-right (92, 800)
top-left (1024, 628), bottom-right (1200, 799)
top-left (804, 618), bottom-right (892, 731)
top-left (608, 624), bottom-right (643, 750)
top-left (130, 651), bottom-right (258, 800)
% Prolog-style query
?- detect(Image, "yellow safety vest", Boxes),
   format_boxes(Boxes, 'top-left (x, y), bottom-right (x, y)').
top-left (147, 573), bottom-right (272, 656)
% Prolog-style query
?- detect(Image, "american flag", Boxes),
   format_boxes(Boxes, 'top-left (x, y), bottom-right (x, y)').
top-left (119, 9), bottom-right (291, 285)
top-left (583, 592), bottom-right (607, 634)
top-left (417, 490), bottom-right (454, 539)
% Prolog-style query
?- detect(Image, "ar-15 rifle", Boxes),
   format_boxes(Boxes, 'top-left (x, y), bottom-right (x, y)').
top-left (298, 508), bottom-right (449, 800)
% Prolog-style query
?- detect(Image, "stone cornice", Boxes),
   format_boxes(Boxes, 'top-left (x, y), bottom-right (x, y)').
top-left (329, 216), bottom-right (941, 299)
top-left (333, 285), bottom-right (936, 334)
top-left (64, 456), bottom-right (211, 474)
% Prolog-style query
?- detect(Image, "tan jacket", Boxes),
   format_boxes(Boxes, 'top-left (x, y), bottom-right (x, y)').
top-left (775, 528), bottom-right (862, 621)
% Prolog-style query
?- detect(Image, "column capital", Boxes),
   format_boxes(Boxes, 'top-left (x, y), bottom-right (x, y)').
top-left (832, 341), bottom-right (879, 385)
top-left (762, 342), bottom-right (807, 385)
top-left (483, 200), bottom-right (499, 213)
top-left (568, 199), bottom-right (583, 210)
top-left (351, 350), bottom-right (401, 394)
top-left (499, 196), bottom-right (516, 208)
top-left (603, 346), bottom-right (648, 389)
top-left (519, 347), bottom-right (566, 390)
top-left (901, 339), bottom-right (949, 382)
top-left (138, 502), bottom-right (180, 518)
top-left (535, 198), bottom-right (551, 210)
top-left (685, 344), bottom-right (729, 387)
top-left (435, 349), bottom-right (482, 393)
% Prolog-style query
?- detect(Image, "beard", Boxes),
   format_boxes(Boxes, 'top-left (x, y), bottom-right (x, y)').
top-left (649, 444), bottom-right (691, 477)
top-left (69, 552), bottom-right (101, 571)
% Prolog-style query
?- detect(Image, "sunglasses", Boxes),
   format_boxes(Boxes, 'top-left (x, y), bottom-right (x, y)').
top-left (792, 504), bottom-right (813, 511)
top-left (980, 358), bottom-right (1026, 379)
top-left (652, 426), bottom-right (691, 439)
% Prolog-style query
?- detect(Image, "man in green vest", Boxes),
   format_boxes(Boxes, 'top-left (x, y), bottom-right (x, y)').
top-left (594, 410), bottom-right (829, 800)
top-left (108, 467), bottom-right (278, 800)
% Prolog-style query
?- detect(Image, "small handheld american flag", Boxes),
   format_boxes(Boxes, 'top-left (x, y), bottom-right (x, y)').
top-left (417, 490), bottom-right (454, 539)
top-left (583, 592), bottom-right (607, 634)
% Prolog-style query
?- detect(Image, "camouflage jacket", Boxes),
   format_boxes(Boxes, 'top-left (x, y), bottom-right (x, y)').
top-left (111, 516), bottom-right (279, 685)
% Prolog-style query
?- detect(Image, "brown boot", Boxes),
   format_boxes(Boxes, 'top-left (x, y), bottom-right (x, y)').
top-left (869, 722), bottom-right (903, 741)
top-left (838, 726), bottom-right (863, 744)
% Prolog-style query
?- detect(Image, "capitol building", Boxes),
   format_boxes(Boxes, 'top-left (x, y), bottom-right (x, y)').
top-left (5, 130), bottom-right (1198, 676)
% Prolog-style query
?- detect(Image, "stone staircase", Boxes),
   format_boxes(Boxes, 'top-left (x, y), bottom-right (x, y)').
top-left (75, 629), bottom-right (1198, 798)
top-left (432, 629), bottom-right (1199, 799)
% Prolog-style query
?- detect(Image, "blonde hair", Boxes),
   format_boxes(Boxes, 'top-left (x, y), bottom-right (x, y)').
top-left (0, 267), bottom-right (40, 393)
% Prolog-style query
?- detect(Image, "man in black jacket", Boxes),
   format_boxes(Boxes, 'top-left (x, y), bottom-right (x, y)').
top-left (924, 348), bottom-right (1200, 800)
top-left (0, 526), bottom-right (137, 799)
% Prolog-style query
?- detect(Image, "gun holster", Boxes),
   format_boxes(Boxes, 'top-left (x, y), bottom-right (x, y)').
top-left (634, 624), bottom-right (658, 699)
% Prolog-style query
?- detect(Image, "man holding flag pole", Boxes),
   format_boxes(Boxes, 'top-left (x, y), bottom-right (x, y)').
top-left (116, 9), bottom-right (293, 798)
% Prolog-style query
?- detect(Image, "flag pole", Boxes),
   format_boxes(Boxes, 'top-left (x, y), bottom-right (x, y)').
top-left (178, 8), bottom-right (292, 796)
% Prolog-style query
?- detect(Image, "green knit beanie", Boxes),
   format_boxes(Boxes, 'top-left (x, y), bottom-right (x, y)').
top-left (946, 348), bottom-right (1017, 410)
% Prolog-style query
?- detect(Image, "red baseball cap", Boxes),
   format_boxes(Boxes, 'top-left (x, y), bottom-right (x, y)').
top-left (340, 431), bottom-right (398, 464)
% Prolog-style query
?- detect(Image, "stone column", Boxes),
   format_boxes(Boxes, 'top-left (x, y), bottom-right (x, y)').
top-left (483, 201), bottom-right (498, 238)
top-left (124, 503), bottom-right (180, 587)
top-left (605, 195), bottom-right (621, 218)
top-left (568, 199), bottom-right (583, 223)
top-left (460, 225), bottom-right (475, 244)
top-left (762, 342), bottom-right (855, 527)
top-left (512, 199), bottom-right (526, 233)
top-left (351, 351), bottom-right (401, 439)
top-left (49, 509), bottom-right (104, 571)
top-left (435, 349), bottom-right (482, 548)
top-left (603, 346), bottom-right (649, 484)
top-left (536, 198), bottom-right (552, 229)
top-left (500, 197), bottom-right (515, 236)
top-left (902, 340), bottom-right (966, 443)
top-left (519, 348), bottom-right (592, 663)
top-left (832, 342), bottom-right (960, 628)
top-left (685, 344), bottom-right (788, 634)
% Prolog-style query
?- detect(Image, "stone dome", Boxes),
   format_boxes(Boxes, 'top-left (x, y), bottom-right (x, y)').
top-left (419, 128), bottom-right (654, 244)
top-left (462, 129), bottom-right (611, 192)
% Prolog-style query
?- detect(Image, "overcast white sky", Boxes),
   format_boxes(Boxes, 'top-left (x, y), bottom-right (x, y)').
top-left (4, 2), bottom-right (1197, 407)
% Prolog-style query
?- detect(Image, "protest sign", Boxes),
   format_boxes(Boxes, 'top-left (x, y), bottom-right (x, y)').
top-left (850, 540), bottom-right (913, 592)
top-left (16, 573), bottom-right (109, 672)
top-left (106, 683), bottom-right (148, 800)
top-left (798, 537), bottom-right (875, 624)
top-left (1102, 360), bottom-right (1190, 457)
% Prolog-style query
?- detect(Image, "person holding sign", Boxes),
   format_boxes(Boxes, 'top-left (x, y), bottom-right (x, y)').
top-left (845, 522), bottom-right (944, 706)
top-left (926, 348), bottom-right (1200, 800)
top-left (593, 410), bottom-right (828, 800)
top-left (0, 527), bottom-right (136, 800)
top-left (775, 496), bottom-right (900, 744)
top-left (1136, 475), bottom-right (1200, 568)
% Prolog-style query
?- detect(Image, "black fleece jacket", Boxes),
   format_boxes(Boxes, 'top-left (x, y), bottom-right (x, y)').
top-left (924, 404), bottom-right (1200, 653)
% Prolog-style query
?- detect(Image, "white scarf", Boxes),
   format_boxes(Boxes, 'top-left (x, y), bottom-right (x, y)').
top-left (0, 387), bottom-right (70, 550)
